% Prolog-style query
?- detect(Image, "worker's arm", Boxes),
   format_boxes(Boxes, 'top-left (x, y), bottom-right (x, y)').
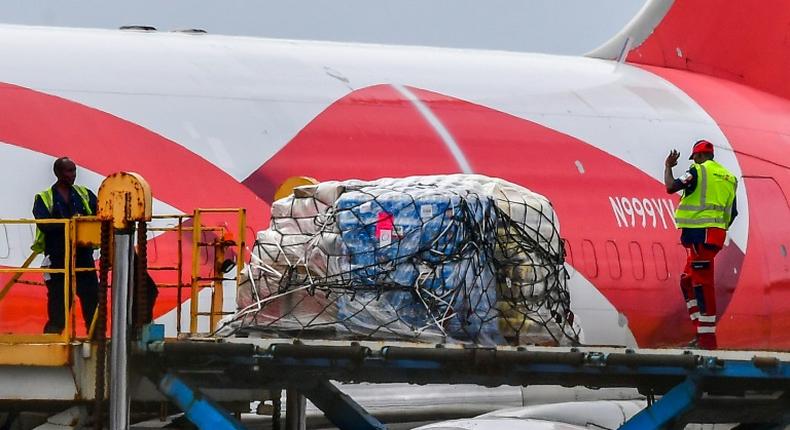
top-left (728, 195), bottom-right (739, 227)
top-left (664, 150), bottom-right (682, 193)
top-left (87, 189), bottom-right (98, 214)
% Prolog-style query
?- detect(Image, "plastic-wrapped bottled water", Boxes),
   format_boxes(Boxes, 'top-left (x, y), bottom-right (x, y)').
top-left (237, 174), bottom-right (578, 346)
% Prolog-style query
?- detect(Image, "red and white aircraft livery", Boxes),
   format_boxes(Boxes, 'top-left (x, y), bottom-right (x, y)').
top-left (0, 0), bottom-right (788, 350)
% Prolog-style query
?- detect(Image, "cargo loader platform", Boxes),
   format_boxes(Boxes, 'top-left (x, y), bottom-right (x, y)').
top-left (141, 336), bottom-right (790, 429)
top-left (2, 335), bottom-right (788, 429)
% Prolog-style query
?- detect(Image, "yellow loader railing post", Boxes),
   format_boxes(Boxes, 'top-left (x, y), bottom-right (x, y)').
top-left (190, 210), bottom-right (202, 335)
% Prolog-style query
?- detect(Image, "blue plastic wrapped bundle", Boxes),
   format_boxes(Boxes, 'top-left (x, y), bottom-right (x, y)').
top-left (422, 251), bottom-right (501, 344)
top-left (334, 187), bottom-right (503, 344)
top-left (335, 249), bottom-right (502, 345)
top-left (335, 188), bottom-right (491, 282)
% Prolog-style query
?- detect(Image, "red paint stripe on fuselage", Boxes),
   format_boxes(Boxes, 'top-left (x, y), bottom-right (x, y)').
top-left (0, 82), bottom-right (268, 228)
top-left (243, 84), bottom-right (463, 199)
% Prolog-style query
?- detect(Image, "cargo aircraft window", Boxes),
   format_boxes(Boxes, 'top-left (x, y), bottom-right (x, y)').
top-left (628, 241), bottom-right (645, 280)
top-left (652, 242), bottom-right (669, 280)
top-left (562, 239), bottom-right (575, 277)
top-left (605, 240), bottom-right (622, 279)
top-left (581, 239), bottom-right (598, 278)
top-left (562, 239), bottom-right (573, 265)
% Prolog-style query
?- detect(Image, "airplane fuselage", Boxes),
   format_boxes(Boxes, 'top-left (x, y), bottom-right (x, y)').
top-left (0, 25), bottom-right (788, 349)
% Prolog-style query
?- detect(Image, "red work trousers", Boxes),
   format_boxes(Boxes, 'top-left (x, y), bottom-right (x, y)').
top-left (679, 244), bottom-right (720, 350)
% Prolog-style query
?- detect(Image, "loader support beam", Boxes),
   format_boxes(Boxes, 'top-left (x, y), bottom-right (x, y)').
top-left (159, 374), bottom-right (246, 430)
top-left (619, 378), bottom-right (699, 430)
top-left (302, 380), bottom-right (386, 430)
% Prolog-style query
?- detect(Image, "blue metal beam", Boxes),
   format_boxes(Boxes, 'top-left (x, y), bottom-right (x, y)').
top-left (302, 380), bottom-right (387, 430)
top-left (619, 378), bottom-right (699, 430)
top-left (159, 374), bottom-right (246, 430)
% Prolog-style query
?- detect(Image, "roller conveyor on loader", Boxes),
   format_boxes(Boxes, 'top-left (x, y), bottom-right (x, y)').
top-left (143, 336), bottom-right (790, 430)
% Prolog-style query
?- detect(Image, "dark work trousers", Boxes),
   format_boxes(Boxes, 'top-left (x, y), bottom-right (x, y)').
top-left (44, 252), bottom-right (99, 334)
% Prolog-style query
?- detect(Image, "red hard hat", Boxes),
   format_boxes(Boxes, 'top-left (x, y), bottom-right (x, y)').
top-left (689, 139), bottom-right (714, 159)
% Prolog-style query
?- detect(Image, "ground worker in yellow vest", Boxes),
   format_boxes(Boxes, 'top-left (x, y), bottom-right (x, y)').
top-left (664, 140), bottom-right (738, 350)
top-left (32, 157), bottom-right (99, 334)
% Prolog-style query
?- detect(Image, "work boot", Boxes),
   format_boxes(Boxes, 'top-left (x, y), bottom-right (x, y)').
top-left (684, 337), bottom-right (699, 349)
top-left (43, 322), bottom-right (63, 334)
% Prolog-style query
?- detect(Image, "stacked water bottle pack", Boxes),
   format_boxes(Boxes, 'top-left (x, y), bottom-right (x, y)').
top-left (231, 175), bottom-right (579, 346)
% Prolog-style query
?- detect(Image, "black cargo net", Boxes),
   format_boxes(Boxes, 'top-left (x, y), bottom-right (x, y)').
top-left (221, 176), bottom-right (580, 346)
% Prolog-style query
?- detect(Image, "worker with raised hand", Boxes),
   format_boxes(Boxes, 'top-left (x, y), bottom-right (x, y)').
top-left (32, 157), bottom-right (99, 334)
top-left (664, 140), bottom-right (738, 350)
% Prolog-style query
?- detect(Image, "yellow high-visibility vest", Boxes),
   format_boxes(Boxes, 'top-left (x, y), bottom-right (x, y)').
top-left (674, 160), bottom-right (737, 229)
top-left (31, 185), bottom-right (93, 253)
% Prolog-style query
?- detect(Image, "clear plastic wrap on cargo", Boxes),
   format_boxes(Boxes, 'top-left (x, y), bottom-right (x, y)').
top-left (226, 174), bottom-right (580, 346)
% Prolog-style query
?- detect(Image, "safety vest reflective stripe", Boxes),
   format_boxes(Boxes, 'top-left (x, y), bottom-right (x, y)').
top-left (698, 315), bottom-right (716, 323)
top-left (697, 326), bottom-right (716, 334)
top-left (700, 163), bottom-right (709, 207)
top-left (674, 217), bottom-right (727, 225)
top-left (73, 186), bottom-right (92, 215)
top-left (677, 203), bottom-right (729, 211)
